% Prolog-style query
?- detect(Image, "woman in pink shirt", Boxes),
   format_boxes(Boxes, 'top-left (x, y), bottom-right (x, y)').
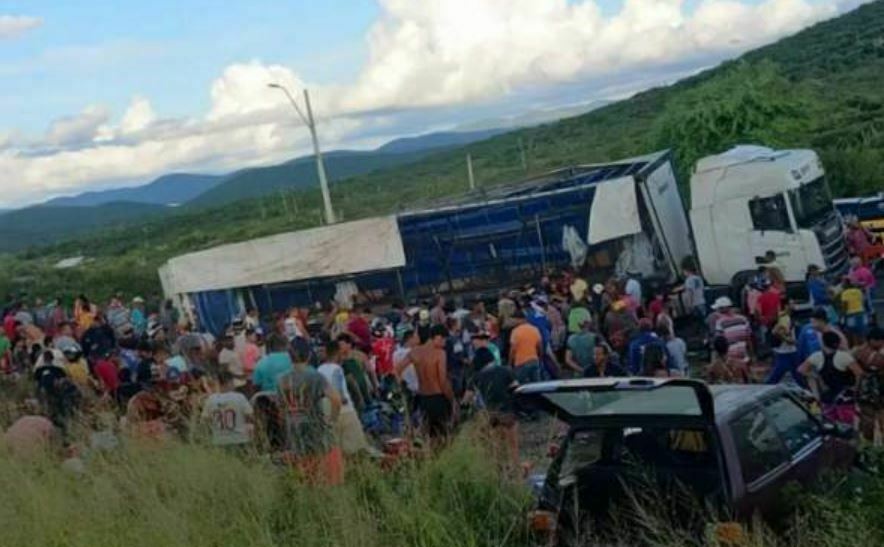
top-left (848, 256), bottom-right (877, 312)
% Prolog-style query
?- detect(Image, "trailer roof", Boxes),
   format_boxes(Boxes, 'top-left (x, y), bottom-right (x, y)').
top-left (399, 150), bottom-right (669, 217)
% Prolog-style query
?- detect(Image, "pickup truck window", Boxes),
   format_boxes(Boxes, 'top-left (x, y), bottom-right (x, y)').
top-left (749, 194), bottom-right (791, 232)
top-left (764, 396), bottom-right (821, 456)
top-left (731, 409), bottom-right (789, 485)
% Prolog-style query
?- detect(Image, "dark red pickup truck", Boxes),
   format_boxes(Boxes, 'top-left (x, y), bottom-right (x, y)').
top-left (517, 378), bottom-right (857, 545)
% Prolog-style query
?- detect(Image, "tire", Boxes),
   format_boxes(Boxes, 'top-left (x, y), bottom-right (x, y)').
top-left (730, 270), bottom-right (757, 300)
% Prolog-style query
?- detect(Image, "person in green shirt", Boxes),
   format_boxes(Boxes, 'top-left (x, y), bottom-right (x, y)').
top-left (565, 318), bottom-right (597, 375)
top-left (0, 331), bottom-right (10, 371)
top-left (567, 303), bottom-right (593, 335)
top-left (337, 334), bottom-right (373, 411)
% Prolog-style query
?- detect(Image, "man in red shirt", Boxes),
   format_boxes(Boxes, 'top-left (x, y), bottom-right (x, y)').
top-left (756, 281), bottom-right (782, 328)
top-left (371, 325), bottom-right (395, 378)
top-left (346, 308), bottom-right (372, 353)
top-left (93, 352), bottom-right (121, 398)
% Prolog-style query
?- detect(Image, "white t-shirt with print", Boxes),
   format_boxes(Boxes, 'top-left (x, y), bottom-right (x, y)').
top-left (201, 392), bottom-right (253, 446)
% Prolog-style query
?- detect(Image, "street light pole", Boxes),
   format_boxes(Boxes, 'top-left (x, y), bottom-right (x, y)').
top-left (268, 83), bottom-right (336, 225)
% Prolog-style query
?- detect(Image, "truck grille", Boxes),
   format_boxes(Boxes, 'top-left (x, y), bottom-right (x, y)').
top-left (813, 211), bottom-right (849, 279)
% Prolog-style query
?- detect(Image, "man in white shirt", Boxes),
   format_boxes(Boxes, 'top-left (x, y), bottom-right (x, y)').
top-left (201, 371), bottom-right (253, 447)
top-left (798, 331), bottom-right (864, 406)
top-left (317, 340), bottom-right (370, 455)
top-left (624, 272), bottom-right (643, 308)
top-left (218, 334), bottom-right (246, 387)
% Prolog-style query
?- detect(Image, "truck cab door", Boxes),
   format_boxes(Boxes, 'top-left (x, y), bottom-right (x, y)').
top-left (748, 194), bottom-right (806, 281)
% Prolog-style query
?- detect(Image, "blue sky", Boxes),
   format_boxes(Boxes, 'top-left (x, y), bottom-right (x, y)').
top-left (0, 0), bottom-right (860, 206)
top-left (0, 0), bottom-right (380, 133)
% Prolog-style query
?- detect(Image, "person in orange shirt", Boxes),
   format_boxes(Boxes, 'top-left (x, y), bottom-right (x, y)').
top-left (509, 309), bottom-right (543, 384)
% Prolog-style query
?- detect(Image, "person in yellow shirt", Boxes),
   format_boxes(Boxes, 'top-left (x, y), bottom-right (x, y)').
top-left (840, 278), bottom-right (867, 345)
top-left (61, 345), bottom-right (90, 388)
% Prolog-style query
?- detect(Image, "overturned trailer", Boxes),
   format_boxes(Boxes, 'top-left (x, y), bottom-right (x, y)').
top-left (159, 151), bottom-right (692, 334)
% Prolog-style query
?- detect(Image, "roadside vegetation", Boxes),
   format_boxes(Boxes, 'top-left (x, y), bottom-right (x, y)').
top-left (1, 423), bottom-right (883, 547)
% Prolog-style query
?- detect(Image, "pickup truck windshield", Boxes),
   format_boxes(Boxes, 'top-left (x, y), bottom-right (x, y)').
top-left (789, 177), bottom-right (834, 228)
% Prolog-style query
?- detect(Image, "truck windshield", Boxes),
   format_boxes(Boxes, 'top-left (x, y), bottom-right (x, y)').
top-left (789, 177), bottom-right (834, 228)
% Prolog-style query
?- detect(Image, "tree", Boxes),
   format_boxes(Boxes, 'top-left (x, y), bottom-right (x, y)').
top-left (655, 61), bottom-right (818, 190)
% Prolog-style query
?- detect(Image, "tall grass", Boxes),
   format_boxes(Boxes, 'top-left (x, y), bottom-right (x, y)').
top-left (0, 431), bottom-right (532, 547)
top-left (1, 419), bottom-right (883, 547)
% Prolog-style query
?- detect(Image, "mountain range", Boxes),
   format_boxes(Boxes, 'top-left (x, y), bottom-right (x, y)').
top-left (0, 127), bottom-right (508, 251)
top-left (43, 173), bottom-right (226, 207)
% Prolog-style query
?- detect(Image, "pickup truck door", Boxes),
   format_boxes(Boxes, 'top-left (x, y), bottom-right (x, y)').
top-left (728, 394), bottom-right (833, 521)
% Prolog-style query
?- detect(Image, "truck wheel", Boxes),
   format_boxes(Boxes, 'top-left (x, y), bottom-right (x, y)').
top-left (730, 270), bottom-right (756, 299)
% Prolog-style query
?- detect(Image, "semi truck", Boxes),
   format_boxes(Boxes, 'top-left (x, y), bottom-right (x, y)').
top-left (686, 146), bottom-right (849, 288)
top-left (162, 145), bottom-right (848, 330)
top-left (579, 145), bottom-right (849, 294)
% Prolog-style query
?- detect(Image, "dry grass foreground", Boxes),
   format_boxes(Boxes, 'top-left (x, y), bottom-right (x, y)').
top-left (0, 423), bottom-right (883, 547)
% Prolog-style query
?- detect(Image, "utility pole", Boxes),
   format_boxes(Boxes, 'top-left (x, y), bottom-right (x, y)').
top-left (303, 89), bottom-right (335, 225)
top-left (268, 83), bottom-right (336, 225)
top-left (518, 137), bottom-right (528, 171)
top-left (467, 153), bottom-right (476, 191)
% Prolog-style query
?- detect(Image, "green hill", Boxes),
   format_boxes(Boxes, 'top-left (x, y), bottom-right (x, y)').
top-left (0, 201), bottom-right (168, 252)
top-left (188, 149), bottom-right (443, 209)
top-left (2, 0), bottom-right (883, 301)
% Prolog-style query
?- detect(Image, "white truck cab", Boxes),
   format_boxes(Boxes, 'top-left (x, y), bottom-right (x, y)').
top-left (689, 146), bottom-right (849, 287)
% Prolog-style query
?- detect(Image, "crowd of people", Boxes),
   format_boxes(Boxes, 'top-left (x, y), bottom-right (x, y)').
top-left (0, 217), bottom-right (880, 481)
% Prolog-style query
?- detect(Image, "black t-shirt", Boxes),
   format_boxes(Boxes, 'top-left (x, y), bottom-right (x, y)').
top-left (469, 360), bottom-right (516, 413)
top-left (34, 365), bottom-right (67, 394)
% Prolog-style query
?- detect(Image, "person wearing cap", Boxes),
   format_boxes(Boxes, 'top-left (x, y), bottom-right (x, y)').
top-left (854, 327), bottom-right (884, 442)
top-left (218, 333), bottom-right (246, 388)
top-left (709, 296), bottom-right (752, 363)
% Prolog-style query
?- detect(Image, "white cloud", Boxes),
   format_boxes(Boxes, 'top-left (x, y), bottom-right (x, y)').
top-left (0, 15), bottom-right (41, 40)
top-left (0, 0), bottom-right (864, 206)
top-left (339, 0), bottom-right (839, 112)
top-left (44, 105), bottom-right (110, 147)
top-left (120, 96), bottom-right (157, 134)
